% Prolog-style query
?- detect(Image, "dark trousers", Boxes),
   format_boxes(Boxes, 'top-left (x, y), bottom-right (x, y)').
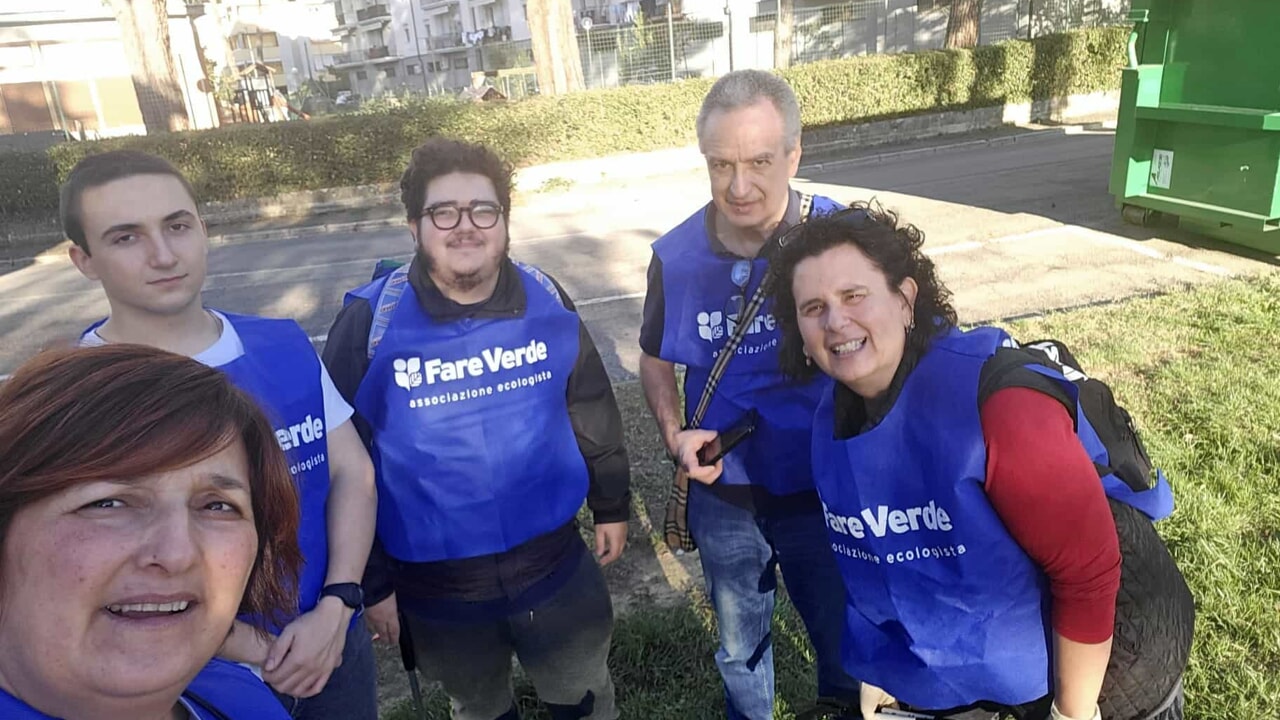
top-left (273, 620), bottom-right (379, 720)
top-left (404, 549), bottom-right (617, 720)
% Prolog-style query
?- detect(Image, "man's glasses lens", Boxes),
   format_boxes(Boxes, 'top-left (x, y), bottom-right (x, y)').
top-left (426, 203), bottom-right (502, 230)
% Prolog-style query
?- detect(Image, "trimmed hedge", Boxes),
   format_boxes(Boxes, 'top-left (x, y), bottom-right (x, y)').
top-left (0, 27), bottom-right (1127, 221)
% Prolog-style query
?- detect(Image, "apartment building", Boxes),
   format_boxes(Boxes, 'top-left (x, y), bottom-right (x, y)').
top-left (204, 0), bottom-right (346, 96)
top-left (332, 0), bottom-right (531, 96)
top-left (0, 0), bottom-right (213, 137)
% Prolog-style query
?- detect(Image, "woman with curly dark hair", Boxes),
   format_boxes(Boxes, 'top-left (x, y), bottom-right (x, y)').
top-left (770, 204), bottom-right (1193, 720)
top-left (0, 344), bottom-right (302, 720)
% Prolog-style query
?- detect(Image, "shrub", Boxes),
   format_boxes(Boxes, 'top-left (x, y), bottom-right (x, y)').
top-left (1, 27), bottom-right (1127, 222)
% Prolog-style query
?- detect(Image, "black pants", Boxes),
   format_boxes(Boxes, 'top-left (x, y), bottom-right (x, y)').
top-left (403, 549), bottom-right (617, 720)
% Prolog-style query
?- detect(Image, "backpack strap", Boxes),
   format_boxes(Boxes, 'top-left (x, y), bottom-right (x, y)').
top-left (364, 261), bottom-right (566, 361)
top-left (977, 346), bottom-right (1076, 424)
top-left (367, 264), bottom-right (410, 361)
top-left (513, 260), bottom-right (565, 308)
top-left (978, 344), bottom-right (1151, 490)
top-left (687, 192), bottom-right (816, 429)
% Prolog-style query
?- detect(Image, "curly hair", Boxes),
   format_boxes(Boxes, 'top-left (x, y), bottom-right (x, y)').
top-left (770, 200), bottom-right (958, 380)
top-left (399, 137), bottom-right (514, 222)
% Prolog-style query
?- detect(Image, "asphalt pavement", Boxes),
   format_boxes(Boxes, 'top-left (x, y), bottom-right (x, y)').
top-left (2, 128), bottom-right (1275, 381)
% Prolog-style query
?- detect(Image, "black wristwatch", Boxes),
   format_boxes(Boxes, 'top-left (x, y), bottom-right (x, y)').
top-left (319, 582), bottom-right (365, 611)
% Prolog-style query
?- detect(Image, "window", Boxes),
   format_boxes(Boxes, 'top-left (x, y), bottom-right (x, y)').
top-left (385, 66), bottom-right (397, 77)
top-left (407, 63), bottom-right (422, 75)
top-left (405, 28), bottom-right (411, 42)
top-left (356, 70), bottom-right (368, 80)
top-left (454, 57), bottom-right (468, 69)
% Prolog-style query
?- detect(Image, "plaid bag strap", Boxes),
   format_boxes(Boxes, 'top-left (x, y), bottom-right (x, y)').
top-left (687, 192), bottom-right (814, 428)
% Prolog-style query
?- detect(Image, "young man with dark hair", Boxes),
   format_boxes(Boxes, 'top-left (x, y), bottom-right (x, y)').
top-left (323, 136), bottom-right (630, 720)
top-left (64, 150), bottom-right (380, 720)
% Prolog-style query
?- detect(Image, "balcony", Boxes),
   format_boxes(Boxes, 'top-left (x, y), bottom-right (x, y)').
top-left (357, 4), bottom-right (391, 23)
top-left (421, 0), bottom-right (459, 11)
top-left (331, 52), bottom-right (367, 68)
top-left (367, 45), bottom-right (392, 59)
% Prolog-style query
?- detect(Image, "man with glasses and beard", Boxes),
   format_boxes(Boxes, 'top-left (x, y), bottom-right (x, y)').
top-left (638, 70), bottom-right (862, 719)
top-left (323, 137), bottom-right (631, 720)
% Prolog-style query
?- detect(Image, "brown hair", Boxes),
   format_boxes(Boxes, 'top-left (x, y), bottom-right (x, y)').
top-left (399, 137), bottom-right (514, 222)
top-left (59, 150), bottom-right (199, 254)
top-left (0, 344), bottom-right (302, 632)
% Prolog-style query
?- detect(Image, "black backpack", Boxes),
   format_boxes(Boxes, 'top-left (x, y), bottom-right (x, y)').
top-left (978, 338), bottom-right (1194, 719)
top-left (978, 338), bottom-right (1157, 495)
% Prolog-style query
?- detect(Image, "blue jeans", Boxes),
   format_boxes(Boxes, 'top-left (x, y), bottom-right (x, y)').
top-left (274, 620), bottom-right (379, 720)
top-left (688, 482), bottom-right (860, 720)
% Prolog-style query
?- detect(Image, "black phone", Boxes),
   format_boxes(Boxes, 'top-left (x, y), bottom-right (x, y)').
top-left (697, 409), bottom-right (759, 466)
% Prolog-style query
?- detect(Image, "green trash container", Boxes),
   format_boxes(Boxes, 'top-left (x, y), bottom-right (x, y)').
top-left (1109, 0), bottom-right (1280, 254)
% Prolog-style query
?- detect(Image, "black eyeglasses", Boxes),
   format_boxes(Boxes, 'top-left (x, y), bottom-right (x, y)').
top-left (420, 201), bottom-right (504, 231)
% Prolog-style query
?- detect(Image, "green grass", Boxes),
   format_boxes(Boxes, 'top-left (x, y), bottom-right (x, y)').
top-left (383, 275), bottom-right (1280, 719)
top-left (1004, 276), bottom-right (1280, 716)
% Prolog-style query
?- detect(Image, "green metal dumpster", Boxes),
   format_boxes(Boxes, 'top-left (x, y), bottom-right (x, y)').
top-left (1109, 0), bottom-right (1280, 254)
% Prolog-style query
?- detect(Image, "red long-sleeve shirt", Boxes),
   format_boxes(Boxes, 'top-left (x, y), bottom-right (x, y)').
top-left (980, 386), bottom-right (1122, 644)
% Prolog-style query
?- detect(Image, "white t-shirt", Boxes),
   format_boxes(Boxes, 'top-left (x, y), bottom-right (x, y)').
top-left (80, 310), bottom-right (354, 433)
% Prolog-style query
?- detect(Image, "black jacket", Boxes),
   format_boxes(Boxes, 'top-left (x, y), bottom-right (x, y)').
top-left (323, 257), bottom-right (631, 608)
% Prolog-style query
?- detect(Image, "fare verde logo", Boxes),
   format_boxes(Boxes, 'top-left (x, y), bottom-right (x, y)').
top-left (393, 339), bottom-right (550, 392)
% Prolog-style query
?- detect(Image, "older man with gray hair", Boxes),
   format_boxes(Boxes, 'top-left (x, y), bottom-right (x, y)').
top-left (638, 70), bottom-right (861, 719)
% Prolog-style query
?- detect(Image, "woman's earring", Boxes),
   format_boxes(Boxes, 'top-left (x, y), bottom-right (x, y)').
top-left (803, 351), bottom-right (812, 367)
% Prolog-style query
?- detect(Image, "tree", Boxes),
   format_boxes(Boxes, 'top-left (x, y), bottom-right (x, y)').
top-left (108, 0), bottom-right (190, 132)
top-left (773, 0), bottom-right (793, 69)
top-left (526, 0), bottom-right (584, 95)
top-left (944, 0), bottom-right (981, 49)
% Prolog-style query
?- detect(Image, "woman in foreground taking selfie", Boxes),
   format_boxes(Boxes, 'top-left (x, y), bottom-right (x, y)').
top-left (769, 204), bottom-right (1194, 720)
top-left (0, 345), bottom-right (302, 720)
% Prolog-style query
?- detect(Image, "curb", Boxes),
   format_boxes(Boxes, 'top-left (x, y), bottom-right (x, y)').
top-left (9, 120), bottom-right (1116, 267)
top-left (207, 217), bottom-right (406, 247)
top-left (799, 123), bottom-right (1110, 175)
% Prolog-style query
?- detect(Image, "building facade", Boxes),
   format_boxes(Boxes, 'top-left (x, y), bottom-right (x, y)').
top-left (0, 0), bottom-right (214, 137)
top-left (331, 0), bottom-right (532, 97)
top-left (199, 0), bottom-right (346, 96)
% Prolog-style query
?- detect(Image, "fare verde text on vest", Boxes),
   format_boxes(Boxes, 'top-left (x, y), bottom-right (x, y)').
top-left (823, 500), bottom-right (968, 566)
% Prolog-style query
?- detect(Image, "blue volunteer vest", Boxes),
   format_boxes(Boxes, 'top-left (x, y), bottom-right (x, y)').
top-left (0, 658), bottom-right (289, 719)
top-left (811, 326), bottom-right (1175, 710)
top-left (216, 314), bottom-right (332, 627)
top-left (348, 263), bottom-right (589, 562)
top-left (81, 313), bottom-right (332, 630)
top-left (652, 195), bottom-right (841, 496)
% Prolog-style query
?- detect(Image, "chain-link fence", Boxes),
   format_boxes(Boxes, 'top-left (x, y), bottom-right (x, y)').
top-left (474, 12), bottom-right (728, 95)
top-left (422, 0), bottom-right (1131, 97)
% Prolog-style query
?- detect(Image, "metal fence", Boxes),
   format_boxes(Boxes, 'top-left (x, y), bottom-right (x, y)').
top-left (443, 0), bottom-right (1130, 97)
top-left (474, 10), bottom-right (729, 96)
